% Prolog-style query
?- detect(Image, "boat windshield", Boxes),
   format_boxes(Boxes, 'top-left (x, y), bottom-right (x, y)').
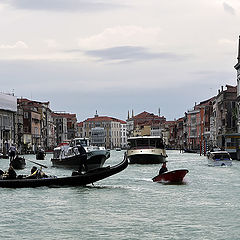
top-left (212, 153), bottom-right (231, 160)
top-left (73, 139), bottom-right (89, 147)
top-left (128, 138), bottom-right (164, 149)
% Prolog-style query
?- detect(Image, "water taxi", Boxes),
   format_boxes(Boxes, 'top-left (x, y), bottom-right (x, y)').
top-left (126, 136), bottom-right (167, 164)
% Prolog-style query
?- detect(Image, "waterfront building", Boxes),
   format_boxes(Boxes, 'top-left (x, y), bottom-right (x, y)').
top-left (76, 122), bottom-right (83, 138)
top-left (234, 36), bottom-right (240, 133)
top-left (163, 121), bottom-right (177, 149)
top-left (185, 107), bottom-right (201, 151)
top-left (175, 117), bottom-right (184, 149)
top-left (15, 105), bottom-right (24, 153)
top-left (120, 121), bottom-right (127, 149)
top-left (212, 85), bottom-right (238, 158)
top-left (194, 97), bottom-right (215, 154)
top-left (52, 112), bottom-right (77, 143)
top-left (18, 98), bottom-right (55, 152)
top-left (52, 112), bottom-right (68, 145)
top-left (214, 85), bottom-right (237, 138)
top-left (0, 93), bottom-right (17, 155)
top-left (18, 99), bottom-right (41, 153)
top-left (127, 111), bottom-right (166, 137)
top-left (83, 113), bottom-right (125, 149)
top-left (184, 97), bottom-right (215, 152)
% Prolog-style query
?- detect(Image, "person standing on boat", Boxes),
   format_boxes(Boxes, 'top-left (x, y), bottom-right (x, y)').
top-left (159, 162), bottom-right (168, 175)
top-left (8, 144), bottom-right (16, 162)
top-left (77, 144), bottom-right (88, 173)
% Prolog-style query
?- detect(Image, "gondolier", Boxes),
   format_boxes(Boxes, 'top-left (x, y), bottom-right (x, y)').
top-left (8, 144), bottom-right (16, 161)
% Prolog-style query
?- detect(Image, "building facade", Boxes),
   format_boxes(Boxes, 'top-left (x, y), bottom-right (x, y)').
top-left (83, 114), bottom-right (125, 149)
top-left (0, 93), bottom-right (17, 155)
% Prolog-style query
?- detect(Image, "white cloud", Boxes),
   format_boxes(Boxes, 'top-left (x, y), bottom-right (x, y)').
top-left (223, 2), bottom-right (235, 15)
top-left (0, 41), bottom-right (28, 49)
top-left (77, 26), bottom-right (162, 50)
top-left (218, 38), bottom-right (236, 46)
top-left (44, 39), bottom-right (60, 48)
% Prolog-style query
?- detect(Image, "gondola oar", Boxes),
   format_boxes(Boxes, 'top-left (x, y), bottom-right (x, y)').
top-left (25, 159), bottom-right (48, 168)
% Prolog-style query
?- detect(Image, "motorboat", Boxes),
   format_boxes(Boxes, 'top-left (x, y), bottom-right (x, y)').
top-left (0, 156), bottom-right (128, 188)
top-left (51, 138), bottom-right (110, 170)
top-left (207, 149), bottom-right (232, 166)
top-left (152, 169), bottom-right (189, 183)
top-left (126, 136), bottom-right (167, 164)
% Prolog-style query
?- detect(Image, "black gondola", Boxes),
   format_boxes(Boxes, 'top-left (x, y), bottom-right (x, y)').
top-left (0, 154), bottom-right (9, 159)
top-left (10, 156), bottom-right (26, 170)
top-left (36, 150), bottom-right (45, 160)
top-left (0, 156), bottom-right (128, 188)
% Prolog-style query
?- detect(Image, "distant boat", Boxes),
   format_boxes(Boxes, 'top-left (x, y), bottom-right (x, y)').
top-left (0, 153), bottom-right (9, 159)
top-left (126, 136), bottom-right (167, 164)
top-left (184, 149), bottom-right (197, 153)
top-left (207, 148), bottom-right (232, 166)
top-left (36, 149), bottom-right (46, 160)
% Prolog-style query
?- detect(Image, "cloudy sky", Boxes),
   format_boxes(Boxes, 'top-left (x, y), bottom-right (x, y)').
top-left (0, 0), bottom-right (239, 121)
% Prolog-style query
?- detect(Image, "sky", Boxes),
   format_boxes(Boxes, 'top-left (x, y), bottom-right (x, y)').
top-left (0, 0), bottom-right (239, 122)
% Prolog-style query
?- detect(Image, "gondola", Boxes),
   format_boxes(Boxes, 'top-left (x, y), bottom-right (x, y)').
top-left (10, 156), bottom-right (26, 170)
top-left (152, 169), bottom-right (188, 183)
top-left (0, 154), bottom-right (9, 159)
top-left (0, 156), bottom-right (128, 188)
top-left (36, 150), bottom-right (45, 160)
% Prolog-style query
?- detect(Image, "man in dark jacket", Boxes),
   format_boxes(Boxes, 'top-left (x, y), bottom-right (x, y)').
top-left (77, 144), bottom-right (88, 173)
top-left (159, 162), bottom-right (168, 175)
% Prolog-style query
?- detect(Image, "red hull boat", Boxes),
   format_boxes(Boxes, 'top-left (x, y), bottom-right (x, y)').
top-left (152, 169), bottom-right (188, 183)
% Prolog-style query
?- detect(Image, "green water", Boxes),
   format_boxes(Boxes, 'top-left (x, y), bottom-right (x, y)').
top-left (0, 150), bottom-right (239, 240)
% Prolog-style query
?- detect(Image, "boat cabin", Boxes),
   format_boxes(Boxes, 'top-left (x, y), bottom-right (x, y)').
top-left (127, 136), bottom-right (165, 149)
top-left (71, 138), bottom-right (90, 147)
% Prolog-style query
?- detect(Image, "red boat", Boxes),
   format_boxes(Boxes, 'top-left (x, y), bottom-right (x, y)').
top-left (152, 169), bottom-right (189, 183)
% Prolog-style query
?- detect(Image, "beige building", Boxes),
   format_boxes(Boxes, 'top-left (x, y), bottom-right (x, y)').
top-left (83, 113), bottom-right (125, 149)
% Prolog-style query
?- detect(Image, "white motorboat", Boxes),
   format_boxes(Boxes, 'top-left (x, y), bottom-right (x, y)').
top-left (126, 136), bottom-right (167, 164)
top-left (207, 149), bottom-right (232, 166)
top-left (51, 138), bottom-right (110, 170)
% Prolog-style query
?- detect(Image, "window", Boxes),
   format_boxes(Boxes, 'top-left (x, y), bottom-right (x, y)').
top-left (24, 112), bottom-right (28, 119)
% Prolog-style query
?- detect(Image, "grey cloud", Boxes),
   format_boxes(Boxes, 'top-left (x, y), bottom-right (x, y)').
top-left (83, 46), bottom-right (186, 62)
top-left (3, 0), bottom-right (123, 12)
top-left (223, 2), bottom-right (235, 15)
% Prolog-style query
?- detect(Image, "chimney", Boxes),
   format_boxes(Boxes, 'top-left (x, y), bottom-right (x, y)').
top-left (218, 89), bottom-right (220, 94)
top-left (221, 86), bottom-right (224, 92)
top-left (127, 110), bottom-right (130, 120)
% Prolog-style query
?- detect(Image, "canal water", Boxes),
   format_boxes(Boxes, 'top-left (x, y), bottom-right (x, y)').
top-left (0, 150), bottom-right (239, 240)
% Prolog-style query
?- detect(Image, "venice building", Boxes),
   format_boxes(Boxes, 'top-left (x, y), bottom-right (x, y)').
top-left (0, 92), bottom-right (17, 155)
